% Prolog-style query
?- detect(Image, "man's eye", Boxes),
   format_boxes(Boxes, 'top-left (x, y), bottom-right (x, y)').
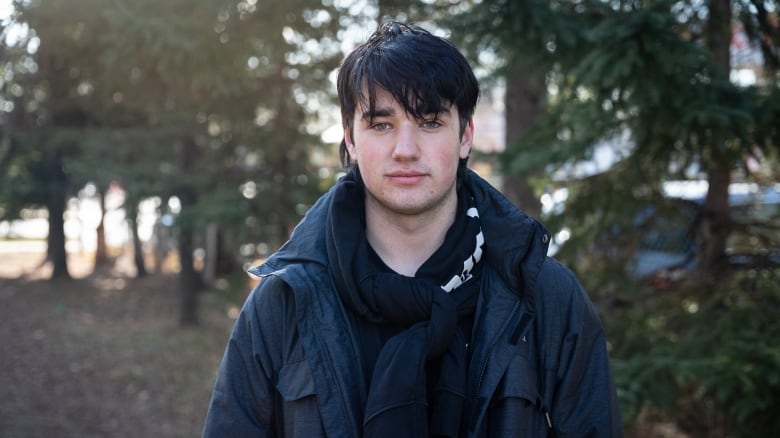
top-left (422, 120), bottom-right (442, 129)
top-left (370, 122), bottom-right (390, 131)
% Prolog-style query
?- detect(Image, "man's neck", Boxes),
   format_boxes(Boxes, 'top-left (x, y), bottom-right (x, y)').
top-left (364, 195), bottom-right (458, 277)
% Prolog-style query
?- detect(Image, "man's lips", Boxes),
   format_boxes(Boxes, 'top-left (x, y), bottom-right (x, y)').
top-left (386, 171), bottom-right (427, 184)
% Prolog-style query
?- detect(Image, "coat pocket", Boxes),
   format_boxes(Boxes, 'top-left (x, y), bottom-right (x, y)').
top-left (276, 360), bottom-right (325, 437)
top-left (487, 354), bottom-right (544, 436)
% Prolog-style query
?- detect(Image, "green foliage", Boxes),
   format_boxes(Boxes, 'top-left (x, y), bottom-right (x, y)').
top-left (442, 0), bottom-right (589, 68)
top-left (445, 0), bottom-right (780, 435)
top-left (511, 2), bottom-right (758, 176)
top-left (613, 272), bottom-right (780, 436)
top-left (1, 0), bottom-right (347, 253)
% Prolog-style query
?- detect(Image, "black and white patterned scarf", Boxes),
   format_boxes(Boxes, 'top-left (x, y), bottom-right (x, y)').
top-left (325, 167), bottom-right (484, 437)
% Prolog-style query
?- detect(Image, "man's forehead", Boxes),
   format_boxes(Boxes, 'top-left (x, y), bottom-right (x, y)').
top-left (355, 88), bottom-right (455, 119)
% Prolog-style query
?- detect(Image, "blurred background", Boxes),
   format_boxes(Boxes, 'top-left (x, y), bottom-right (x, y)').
top-left (1, 0), bottom-right (778, 436)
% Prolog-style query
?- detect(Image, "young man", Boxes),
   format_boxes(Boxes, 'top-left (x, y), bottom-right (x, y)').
top-left (203, 22), bottom-right (622, 437)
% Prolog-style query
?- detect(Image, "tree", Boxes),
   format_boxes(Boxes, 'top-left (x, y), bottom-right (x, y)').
top-left (441, 1), bottom-right (579, 217)
top-left (445, 0), bottom-right (780, 435)
top-left (447, 0), bottom-right (778, 277)
top-left (1, 0), bottom-right (107, 280)
top-left (92, 0), bottom-right (346, 324)
top-left (2, 0), bottom-right (347, 324)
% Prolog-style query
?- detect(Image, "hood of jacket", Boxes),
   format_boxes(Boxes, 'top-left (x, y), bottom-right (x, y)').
top-left (250, 168), bottom-right (550, 300)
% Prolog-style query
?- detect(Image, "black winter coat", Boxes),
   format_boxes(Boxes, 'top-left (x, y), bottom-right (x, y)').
top-left (203, 170), bottom-right (623, 437)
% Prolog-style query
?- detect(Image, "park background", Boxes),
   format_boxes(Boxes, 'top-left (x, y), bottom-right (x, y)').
top-left (1, 0), bottom-right (779, 436)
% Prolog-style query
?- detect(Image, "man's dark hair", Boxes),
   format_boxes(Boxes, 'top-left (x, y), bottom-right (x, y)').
top-left (336, 21), bottom-right (480, 168)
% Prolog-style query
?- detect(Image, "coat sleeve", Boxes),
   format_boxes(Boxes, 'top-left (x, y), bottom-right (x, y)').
top-left (202, 275), bottom-right (294, 437)
top-left (535, 259), bottom-right (623, 437)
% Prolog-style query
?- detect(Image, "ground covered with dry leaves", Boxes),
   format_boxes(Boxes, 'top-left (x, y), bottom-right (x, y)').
top-left (0, 252), bottom-right (237, 438)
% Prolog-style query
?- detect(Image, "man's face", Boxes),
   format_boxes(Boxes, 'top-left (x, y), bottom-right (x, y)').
top-left (344, 87), bottom-right (473, 218)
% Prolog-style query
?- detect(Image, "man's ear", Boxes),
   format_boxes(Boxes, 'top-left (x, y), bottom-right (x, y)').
top-left (344, 128), bottom-right (357, 161)
top-left (459, 118), bottom-right (475, 160)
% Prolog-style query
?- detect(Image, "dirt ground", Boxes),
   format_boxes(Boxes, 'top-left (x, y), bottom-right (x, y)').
top-left (0, 247), bottom-right (690, 437)
top-left (0, 250), bottom-right (239, 438)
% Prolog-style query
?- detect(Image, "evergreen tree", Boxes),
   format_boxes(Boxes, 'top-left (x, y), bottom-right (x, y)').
top-left (445, 0), bottom-right (780, 435)
top-left (1, 0), bottom-right (346, 324)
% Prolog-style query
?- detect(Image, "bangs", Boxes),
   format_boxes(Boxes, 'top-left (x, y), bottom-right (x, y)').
top-left (349, 39), bottom-right (470, 123)
top-left (357, 61), bottom-right (452, 123)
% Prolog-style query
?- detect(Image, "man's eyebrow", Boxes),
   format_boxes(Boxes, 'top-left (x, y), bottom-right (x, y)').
top-left (361, 107), bottom-right (395, 121)
top-left (359, 106), bottom-right (452, 121)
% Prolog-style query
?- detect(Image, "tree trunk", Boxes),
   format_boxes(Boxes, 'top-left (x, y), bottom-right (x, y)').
top-left (697, 0), bottom-right (733, 277)
top-left (47, 149), bottom-right (70, 280)
top-left (698, 162), bottom-right (732, 277)
top-left (217, 228), bottom-right (239, 276)
top-left (178, 225), bottom-right (199, 325)
top-left (153, 220), bottom-right (170, 274)
top-left (128, 208), bottom-right (148, 278)
top-left (94, 185), bottom-right (109, 266)
top-left (277, 150), bottom-right (293, 247)
top-left (203, 223), bottom-right (219, 286)
top-left (176, 137), bottom-right (201, 326)
top-left (502, 61), bottom-right (546, 218)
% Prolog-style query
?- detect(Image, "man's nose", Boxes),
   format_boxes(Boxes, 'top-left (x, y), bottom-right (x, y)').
top-left (392, 125), bottom-right (420, 160)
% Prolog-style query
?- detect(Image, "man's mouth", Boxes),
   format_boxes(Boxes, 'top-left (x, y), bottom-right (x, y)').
top-left (387, 170), bottom-right (426, 184)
